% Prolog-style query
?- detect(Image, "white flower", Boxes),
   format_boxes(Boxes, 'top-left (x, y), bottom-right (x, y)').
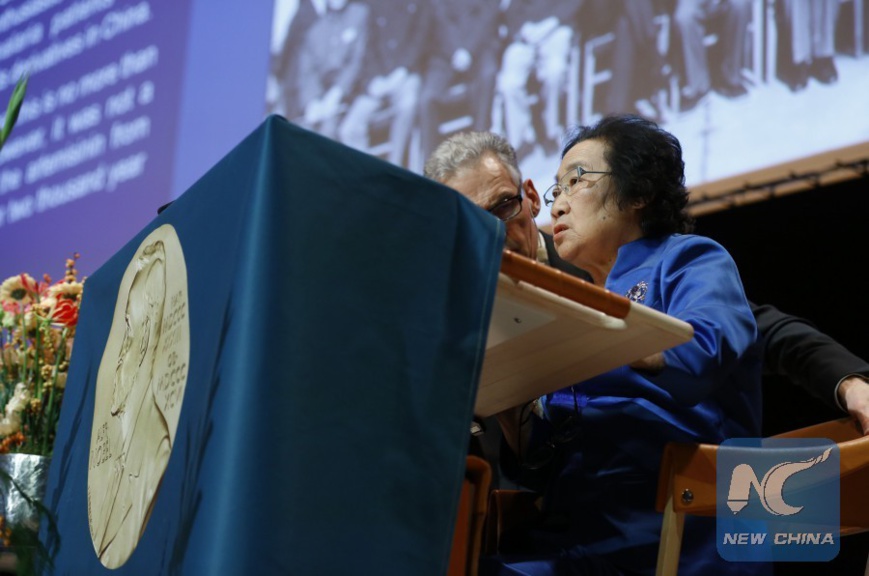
top-left (0, 274), bottom-right (37, 306)
top-left (39, 296), bottom-right (57, 312)
top-left (0, 382), bottom-right (31, 436)
top-left (47, 281), bottom-right (83, 300)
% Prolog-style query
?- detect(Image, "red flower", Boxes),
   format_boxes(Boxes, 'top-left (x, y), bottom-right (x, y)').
top-left (52, 299), bottom-right (79, 327)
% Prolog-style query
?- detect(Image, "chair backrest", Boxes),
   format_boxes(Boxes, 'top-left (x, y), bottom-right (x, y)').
top-left (654, 417), bottom-right (868, 575)
top-left (482, 489), bottom-right (543, 557)
top-left (448, 455), bottom-right (492, 576)
top-left (772, 417), bottom-right (868, 536)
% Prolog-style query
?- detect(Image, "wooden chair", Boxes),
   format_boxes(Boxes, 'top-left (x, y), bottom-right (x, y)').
top-left (655, 417), bottom-right (869, 576)
top-left (482, 489), bottom-right (543, 556)
top-left (448, 456), bottom-right (493, 576)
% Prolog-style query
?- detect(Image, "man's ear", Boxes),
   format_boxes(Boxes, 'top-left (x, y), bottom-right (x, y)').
top-left (523, 179), bottom-right (541, 217)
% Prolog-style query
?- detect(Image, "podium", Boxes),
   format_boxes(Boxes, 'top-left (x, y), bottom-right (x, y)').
top-left (41, 116), bottom-right (504, 575)
top-left (40, 116), bottom-right (694, 575)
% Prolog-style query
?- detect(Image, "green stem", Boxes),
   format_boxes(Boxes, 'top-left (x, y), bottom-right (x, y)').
top-left (40, 327), bottom-right (67, 456)
top-left (33, 317), bottom-right (43, 400)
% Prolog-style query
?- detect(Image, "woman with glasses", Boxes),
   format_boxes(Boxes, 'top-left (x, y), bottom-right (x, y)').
top-left (485, 114), bottom-right (767, 576)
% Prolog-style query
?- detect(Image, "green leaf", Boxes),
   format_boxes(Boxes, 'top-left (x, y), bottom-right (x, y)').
top-left (0, 74), bottom-right (29, 150)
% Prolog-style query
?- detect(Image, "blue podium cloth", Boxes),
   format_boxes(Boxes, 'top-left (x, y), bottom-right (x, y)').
top-left (40, 116), bottom-right (504, 575)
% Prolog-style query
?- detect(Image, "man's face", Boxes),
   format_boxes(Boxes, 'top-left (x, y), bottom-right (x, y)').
top-left (444, 155), bottom-right (541, 259)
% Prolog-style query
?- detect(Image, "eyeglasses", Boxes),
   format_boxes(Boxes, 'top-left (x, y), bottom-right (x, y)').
top-left (543, 166), bottom-right (611, 206)
top-left (487, 188), bottom-right (523, 222)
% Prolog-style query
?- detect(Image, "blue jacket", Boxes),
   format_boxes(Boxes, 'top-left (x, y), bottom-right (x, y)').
top-left (505, 234), bottom-right (766, 576)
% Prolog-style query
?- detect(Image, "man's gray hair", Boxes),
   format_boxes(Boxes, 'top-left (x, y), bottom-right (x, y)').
top-left (423, 131), bottom-right (521, 186)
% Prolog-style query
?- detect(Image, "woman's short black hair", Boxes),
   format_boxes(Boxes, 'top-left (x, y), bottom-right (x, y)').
top-left (561, 114), bottom-right (694, 236)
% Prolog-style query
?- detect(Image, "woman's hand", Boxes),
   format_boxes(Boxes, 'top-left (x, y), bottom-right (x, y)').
top-left (630, 352), bottom-right (665, 374)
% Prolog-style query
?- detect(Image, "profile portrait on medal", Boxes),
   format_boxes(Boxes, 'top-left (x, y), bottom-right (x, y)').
top-left (88, 224), bottom-right (190, 568)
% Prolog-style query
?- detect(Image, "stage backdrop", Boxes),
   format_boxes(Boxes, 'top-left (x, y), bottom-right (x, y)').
top-left (40, 115), bottom-right (505, 575)
top-left (1, 0), bottom-right (868, 279)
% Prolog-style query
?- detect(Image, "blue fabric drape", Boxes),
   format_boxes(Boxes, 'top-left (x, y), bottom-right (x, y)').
top-left (40, 116), bottom-right (504, 575)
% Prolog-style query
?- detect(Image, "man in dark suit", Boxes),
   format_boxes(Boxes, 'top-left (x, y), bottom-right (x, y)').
top-left (423, 131), bottom-right (869, 482)
top-left (774, 0), bottom-right (840, 91)
top-left (418, 0), bottom-right (501, 163)
top-left (270, 0), bottom-right (322, 120)
top-left (494, 0), bottom-right (582, 155)
top-left (672, 0), bottom-right (753, 111)
top-left (294, 0), bottom-right (371, 140)
top-left (339, 1), bottom-right (430, 166)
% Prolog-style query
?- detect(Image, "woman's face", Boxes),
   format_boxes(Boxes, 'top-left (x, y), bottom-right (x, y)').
top-left (549, 138), bottom-right (642, 280)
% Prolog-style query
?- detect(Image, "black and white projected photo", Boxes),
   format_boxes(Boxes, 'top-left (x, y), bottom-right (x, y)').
top-left (1, 0), bottom-right (867, 277)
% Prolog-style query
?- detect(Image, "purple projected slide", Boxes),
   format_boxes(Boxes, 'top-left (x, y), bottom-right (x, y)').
top-left (0, 0), bottom-right (192, 280)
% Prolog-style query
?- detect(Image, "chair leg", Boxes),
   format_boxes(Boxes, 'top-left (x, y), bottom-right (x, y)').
top-left (655, 492), bottom-right (685, 576)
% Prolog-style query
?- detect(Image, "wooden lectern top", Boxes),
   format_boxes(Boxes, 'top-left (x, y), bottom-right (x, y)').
top-left (475, 250), bottom-right (695, 418)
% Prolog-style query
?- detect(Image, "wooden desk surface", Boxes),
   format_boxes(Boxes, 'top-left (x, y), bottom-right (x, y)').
top-left (475, 251), bottom-right (694, 417)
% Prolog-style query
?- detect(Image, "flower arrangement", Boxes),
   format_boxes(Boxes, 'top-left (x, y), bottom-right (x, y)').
top-left (0, 75), bottom-right (65, 573)
top-left (0, 255), bottom-right (84, 457)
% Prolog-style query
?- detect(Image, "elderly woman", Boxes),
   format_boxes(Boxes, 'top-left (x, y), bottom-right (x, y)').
top-left (487, 115), bottom-right (767, 576)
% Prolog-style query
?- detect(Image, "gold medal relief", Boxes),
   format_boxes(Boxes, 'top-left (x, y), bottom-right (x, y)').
top-left (87, 224), bottom-right (190, 569)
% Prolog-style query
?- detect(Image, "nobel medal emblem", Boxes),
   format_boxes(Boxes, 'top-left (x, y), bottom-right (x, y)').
top-left (88, 224), bottom-right (190, 568)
